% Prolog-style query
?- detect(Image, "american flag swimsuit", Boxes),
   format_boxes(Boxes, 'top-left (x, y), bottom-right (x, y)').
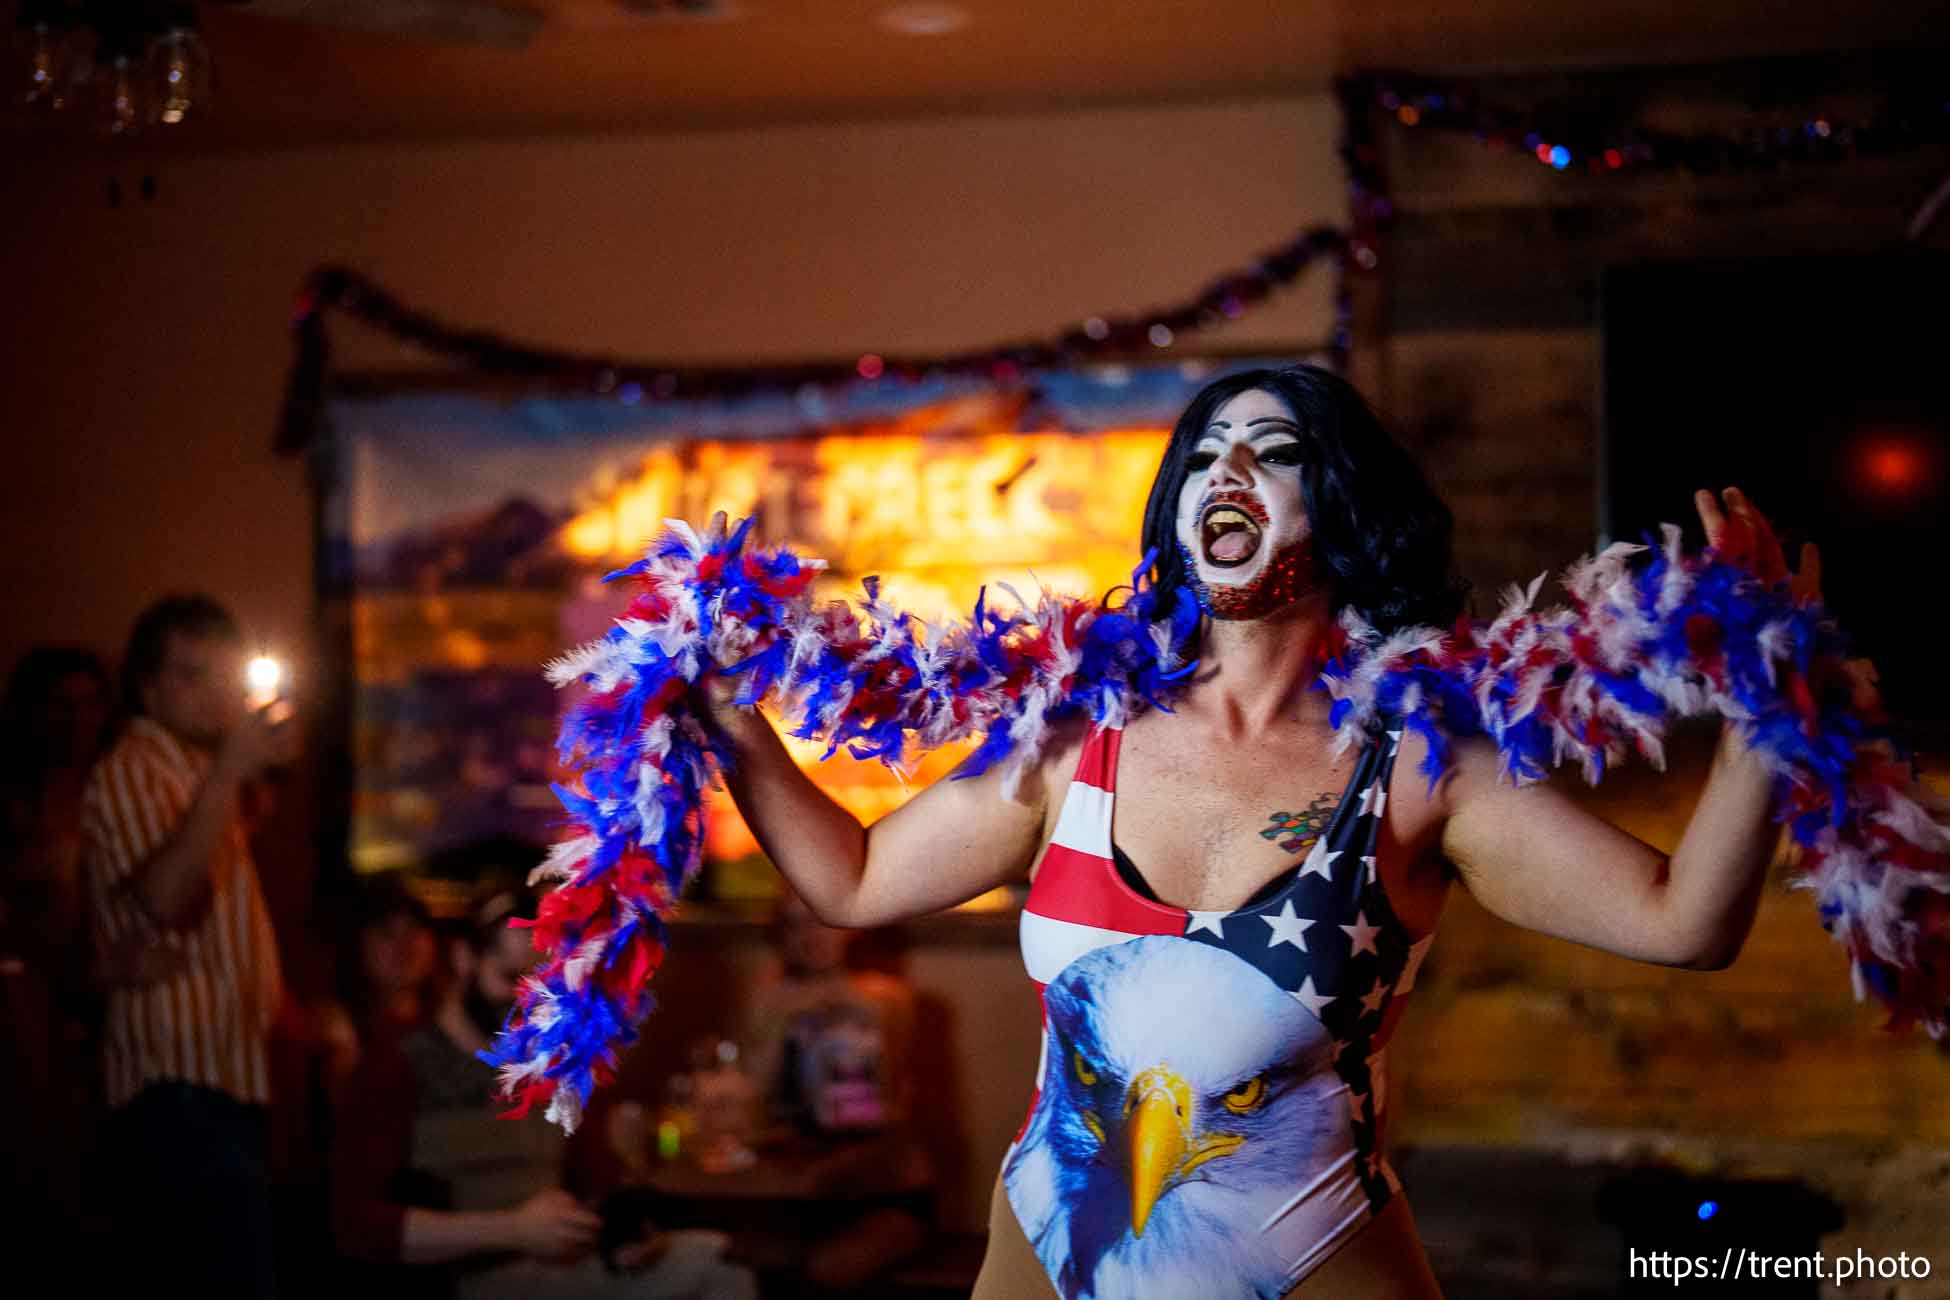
top-left (1001, 718), bottom-right (1436, 1299)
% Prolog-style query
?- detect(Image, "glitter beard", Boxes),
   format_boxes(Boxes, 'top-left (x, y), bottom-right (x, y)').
top-left (1176, 537), bottom-right (1323, 620)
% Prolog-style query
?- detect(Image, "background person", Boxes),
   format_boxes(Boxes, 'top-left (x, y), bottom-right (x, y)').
top-left (332, 874), bottom-right (758, 1300)
top-left (82, 595), bottom-right (297, 1298)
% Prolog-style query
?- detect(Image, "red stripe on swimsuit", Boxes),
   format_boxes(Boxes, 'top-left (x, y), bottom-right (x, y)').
top-left (1003, 719), bottom-right (1434, 1299)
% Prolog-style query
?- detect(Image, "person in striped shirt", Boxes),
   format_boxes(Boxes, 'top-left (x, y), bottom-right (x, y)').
top-left (82, 594), bottom-right (296, 1299)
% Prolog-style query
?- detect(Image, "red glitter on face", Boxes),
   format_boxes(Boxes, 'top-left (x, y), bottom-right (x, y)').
top-left (1200, 538), bottom-right (1323, 620)
top-left (1199, 487), bottom-right (1271, 530)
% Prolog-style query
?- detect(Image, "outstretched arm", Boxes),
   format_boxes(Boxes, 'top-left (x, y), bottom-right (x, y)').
top-left (702, 693), bottom-right (1063, 928)
top-left (1437, 721), bottom-right (1777, 970)
top-left (1437, 485), bottom-right (1822, 971)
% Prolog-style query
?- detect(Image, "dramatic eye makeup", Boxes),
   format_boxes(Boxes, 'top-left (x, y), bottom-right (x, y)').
top-left (1184, 440), bottom-right (1302, 475)
top-left (1187, 416), bottom-right (1303, 475)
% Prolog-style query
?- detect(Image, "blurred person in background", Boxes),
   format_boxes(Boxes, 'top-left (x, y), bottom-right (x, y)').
top-left (82, 595), bottom-right (297, 1298)
top-left (333, 870), bottom-right (757, 1300)
top-left (315, 871), bottom-right (439, 1092)
top-left (1, 645), bottom-right (116, 1251)
top-left (742, 887), bottom-right (934, 1293)
top-left (2, 645), bottom-right (115, 961)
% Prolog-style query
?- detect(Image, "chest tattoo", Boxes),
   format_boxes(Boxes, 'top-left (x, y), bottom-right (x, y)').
top-left (1259, 792), bottom-right (1340, 855)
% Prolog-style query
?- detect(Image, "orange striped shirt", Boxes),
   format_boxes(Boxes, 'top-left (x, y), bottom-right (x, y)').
top-left (80, 717), bottom-right (283, 1108)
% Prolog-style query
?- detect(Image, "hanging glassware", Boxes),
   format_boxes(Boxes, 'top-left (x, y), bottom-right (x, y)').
top-left (12, 18), bottom-right (75, 117)
top-left (93, 48), bottom-right (144, 136)
top-left (145, 22), bottom-right (208, 125)
top-left (8, 0), bottom-right (211, 135)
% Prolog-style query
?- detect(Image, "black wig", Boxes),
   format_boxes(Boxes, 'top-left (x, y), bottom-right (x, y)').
top-left (1137, 363), bottom-right (1468, 645)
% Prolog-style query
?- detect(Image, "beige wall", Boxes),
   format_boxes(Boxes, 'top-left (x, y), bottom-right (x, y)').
top-left (0, 94), bottom-right (1341, 680)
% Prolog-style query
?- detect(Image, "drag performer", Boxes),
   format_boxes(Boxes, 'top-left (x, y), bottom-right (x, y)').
top-left (680, 365), bottom-right (1814, 1299)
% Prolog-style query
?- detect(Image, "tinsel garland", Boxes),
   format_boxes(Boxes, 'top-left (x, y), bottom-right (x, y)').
top-left (489, 516), bottom-right (1950, 1131)
top-left (276, 226), bottom-right (1349, 453)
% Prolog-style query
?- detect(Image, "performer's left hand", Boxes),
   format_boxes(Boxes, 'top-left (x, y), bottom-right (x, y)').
top-left (1693, 484), bottom-right (1822, 606)
top-left (1696, 486), bottom-right (1885, 714)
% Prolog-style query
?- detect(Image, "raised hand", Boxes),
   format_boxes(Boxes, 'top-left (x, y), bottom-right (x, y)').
top-left (1696, 486), bottom-right (1881, 712)
top-left (1692, 484), bottom-right (1822, 606)
top-left (219, 698), bottom-right (301, 777)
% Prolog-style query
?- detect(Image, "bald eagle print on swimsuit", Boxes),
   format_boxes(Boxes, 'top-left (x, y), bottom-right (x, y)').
top-left (1004, 718), bottom-right (1433, 1300)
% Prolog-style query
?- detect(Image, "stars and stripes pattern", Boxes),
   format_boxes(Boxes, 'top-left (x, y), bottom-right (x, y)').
top-left (1016, 717), bottom-right (1434, 1209)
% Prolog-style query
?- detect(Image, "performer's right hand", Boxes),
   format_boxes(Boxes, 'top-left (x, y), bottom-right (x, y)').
top-left (507, 1187), bottom-right (601, 1263)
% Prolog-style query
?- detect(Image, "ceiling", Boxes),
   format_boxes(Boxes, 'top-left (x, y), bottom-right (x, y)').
top-left (16, 0), bottom-right (1950, 151)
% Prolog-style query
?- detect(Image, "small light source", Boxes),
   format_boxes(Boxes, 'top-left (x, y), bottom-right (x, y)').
top-left (1696, 1199), bottom-right (1718, 1221)
top-left (1865, 443), bottom-right (1921, 490)
top-left (873, 2), bottom-right (970, 36)
top-left (246, 656), bottom-right (284, 708)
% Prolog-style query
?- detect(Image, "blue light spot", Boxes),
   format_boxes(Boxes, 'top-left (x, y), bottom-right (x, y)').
top-left (1697, 1200), bottom-right (1718, 1221)
top-left (1549, 146), bottom-right (1572, 169)
top-left (618, 382), bottom-right (644, 406)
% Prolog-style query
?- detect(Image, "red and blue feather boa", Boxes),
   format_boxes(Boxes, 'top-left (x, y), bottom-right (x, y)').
top-left (485, 515), bottom-right (1949, 1130)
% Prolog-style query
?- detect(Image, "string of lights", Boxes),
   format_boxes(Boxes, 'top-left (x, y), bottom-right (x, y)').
top-left (1345, 71), bottom-right (1950, 178)
top-left (278, 70), bottom-right (1948, 450)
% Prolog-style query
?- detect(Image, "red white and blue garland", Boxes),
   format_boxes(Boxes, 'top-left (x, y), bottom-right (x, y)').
top-left (488, 514), bottom-right (1950, 1130)
top-left (483, 516), bottom-right (1199, 1129)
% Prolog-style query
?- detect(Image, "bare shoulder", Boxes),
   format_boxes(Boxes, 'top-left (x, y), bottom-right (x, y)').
top-left (1035, 713), bottom-right (1094, 786)
top-left (1024, 714), bottom-right (1095, 881)
top-left (1391, 726), bottom-right (1506, 821)
top-left (1384, 725), bottom-right (1505, 896)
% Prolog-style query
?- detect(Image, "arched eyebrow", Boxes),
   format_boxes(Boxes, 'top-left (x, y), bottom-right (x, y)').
top-left (1197, 416), bottom-right (1301, 444)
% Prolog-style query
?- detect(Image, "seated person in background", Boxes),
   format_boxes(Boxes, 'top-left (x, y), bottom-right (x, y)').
top-left (332, 877), bottom-right (757, 1300)
top-left (315, 872), bottom-right (439, 1092)
top-left (745, 888), bottom-right (933, 1292)
top-left (1, 645), bottom-right (115, 1254)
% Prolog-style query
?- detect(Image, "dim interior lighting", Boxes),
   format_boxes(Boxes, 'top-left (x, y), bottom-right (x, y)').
top-left (1147, 323), bottom-right (1174, 348)
top-left (1697, 1200), bottom-right (1718, 1221)
top-left (873, 2), bottom-right (970, 36)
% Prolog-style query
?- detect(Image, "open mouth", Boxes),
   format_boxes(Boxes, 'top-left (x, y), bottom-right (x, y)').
top-left (1199, 495), bottom-right (1266, 568)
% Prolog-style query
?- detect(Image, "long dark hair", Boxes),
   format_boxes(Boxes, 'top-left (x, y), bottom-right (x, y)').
top-left (1138, 364), bottom-right (1468, 646)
